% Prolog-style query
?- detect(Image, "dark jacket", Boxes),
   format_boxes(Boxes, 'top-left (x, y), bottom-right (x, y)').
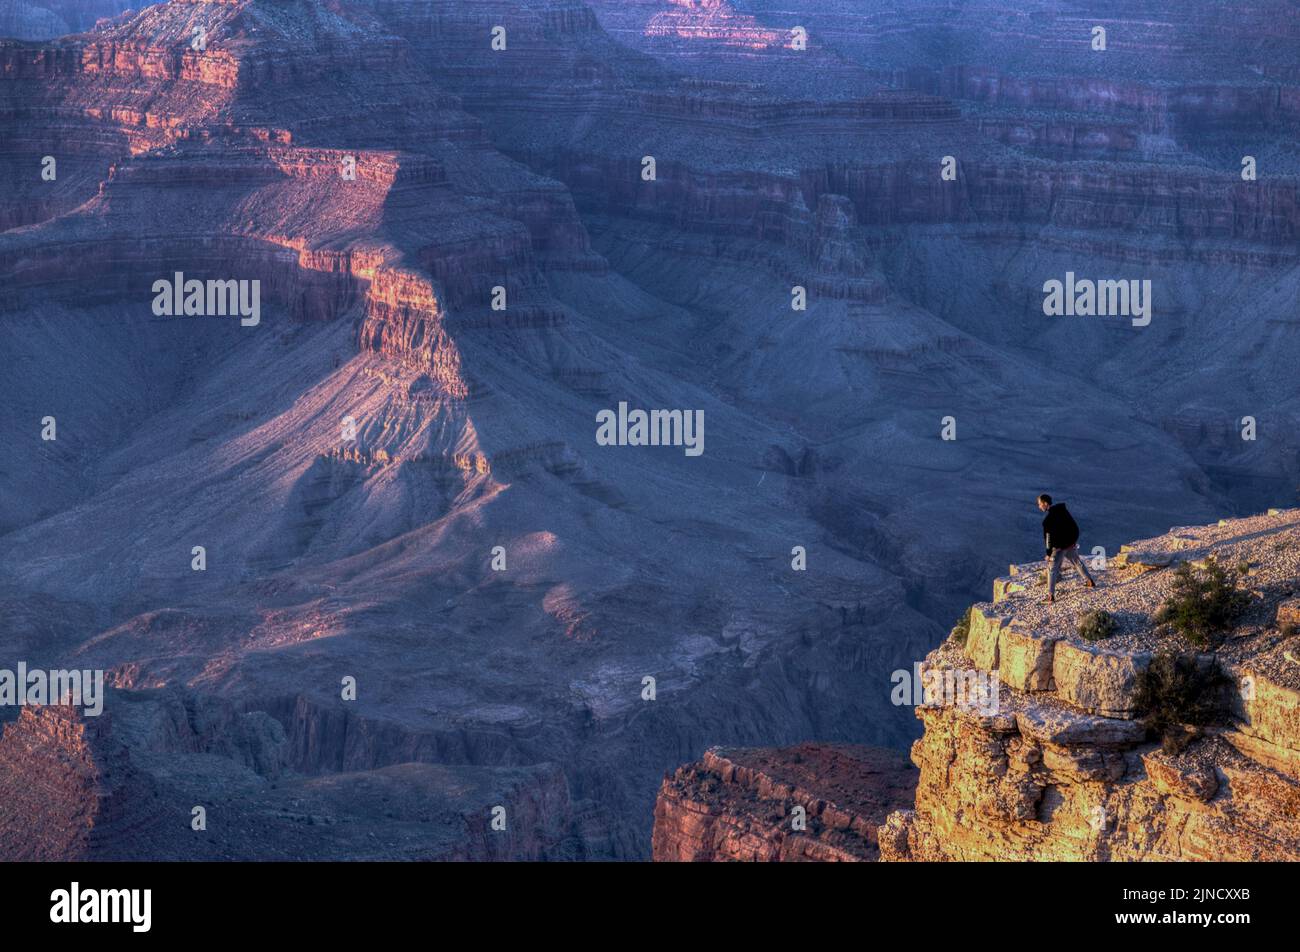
top-left (1042, 503), bottom-right (1080, 554)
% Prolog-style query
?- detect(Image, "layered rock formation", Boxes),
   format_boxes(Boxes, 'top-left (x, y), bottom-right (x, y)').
top-left (652, 744), bottom-right (916, 861)
top-left (0, 705), bottom-right (161, 861)
top-left (0, 687), bottom-right (583, 860)
top-left (0, 0), bottom-right (945, 859)
top-left (3, 0), bottom-right (1300, 860)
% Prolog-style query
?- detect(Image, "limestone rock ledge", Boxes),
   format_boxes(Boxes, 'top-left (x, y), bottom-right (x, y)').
top-left (879, 656), bottom-right (1300, 861)
top-left (886, 508), bottom-right (1300, 861)
top-left (652, 744), bottom-right (916, 861)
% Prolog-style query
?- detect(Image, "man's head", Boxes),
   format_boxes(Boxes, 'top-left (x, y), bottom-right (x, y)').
top-left (1037, 494), bottom-right (1052, 512)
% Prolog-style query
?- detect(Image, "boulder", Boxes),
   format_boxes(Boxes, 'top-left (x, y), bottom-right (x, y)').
top-left (1052, 641), bottom-right (1151, 718)
top-left (993, 574), bottom-right (1030, 603)
top-left (1014, 698), bottom-right (1147, 747)
top-left (1114, 549), bottom-right (1173, 572)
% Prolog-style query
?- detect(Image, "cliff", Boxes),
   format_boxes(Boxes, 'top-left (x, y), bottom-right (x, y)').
top-left (653, 744), bottom-right (916, 861)
top-left (656, 509), bottom-right (1300, 861)
top-left (0, 705), bottom-right (163, 860)
top-left (0, 687), bottom-right (586, 860)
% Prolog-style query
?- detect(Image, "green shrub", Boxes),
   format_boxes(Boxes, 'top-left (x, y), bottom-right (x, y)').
top-left (1134, 651), bottom-right (1227, 755)
top-left (1076, 609), bottom-right (1117, 642)
top-left (949, 607), bottom-right (972, 646)
top-left (1154, 559), bottom-right (1250, 648)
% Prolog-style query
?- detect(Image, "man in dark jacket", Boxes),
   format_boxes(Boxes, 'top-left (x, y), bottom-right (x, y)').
top-left (1038, 494), bottom-right (1095, 603)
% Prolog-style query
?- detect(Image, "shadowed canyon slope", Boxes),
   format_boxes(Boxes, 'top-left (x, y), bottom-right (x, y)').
top-left (1, 0), bottom-right (1297, 859)
top-left (0, 0), bottom-right (145, 40)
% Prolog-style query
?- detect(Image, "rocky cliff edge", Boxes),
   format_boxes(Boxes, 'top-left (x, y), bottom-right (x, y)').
top-left (656, 509), bottom-right (1300, 861)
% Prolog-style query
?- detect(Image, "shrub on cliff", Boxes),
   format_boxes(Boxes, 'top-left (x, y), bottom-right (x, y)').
top-left (1134, 651), bottom-right (1228, 755)
top-left (1153, 559), bottom-right (1250, 648)
top-left (1076, 609), bottom-right (1116, 642)
top-left (949, 607), bottom-right (972, 647)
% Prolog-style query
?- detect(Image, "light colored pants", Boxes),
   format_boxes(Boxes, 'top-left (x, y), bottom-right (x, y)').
top-left (1049, 544), bottom-right (1093, 597)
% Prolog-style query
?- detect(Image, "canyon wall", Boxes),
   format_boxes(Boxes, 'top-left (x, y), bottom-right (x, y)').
top-left (0, 688), bottom-right (585, 860)
top-left (653, 744), bottom-right (915, 861)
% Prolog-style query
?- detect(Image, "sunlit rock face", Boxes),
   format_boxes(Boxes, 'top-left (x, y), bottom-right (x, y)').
top-left (883, 510), bottom-right (1300, 862)
top-left (1, 0), bottom-right (1298, 859)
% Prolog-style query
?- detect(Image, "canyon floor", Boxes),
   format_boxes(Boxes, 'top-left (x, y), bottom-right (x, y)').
top-left (0, 0), bottom-right (1297, 859)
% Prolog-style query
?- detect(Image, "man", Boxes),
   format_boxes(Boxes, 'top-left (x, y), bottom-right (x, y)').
top-left (1037, 494), bottom-right (1095, 603)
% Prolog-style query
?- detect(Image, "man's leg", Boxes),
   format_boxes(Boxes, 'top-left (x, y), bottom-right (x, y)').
top-left (1048, 549), bottom-right (1064, 599)
top-left (1065, 546), bottom-right (1095, 586)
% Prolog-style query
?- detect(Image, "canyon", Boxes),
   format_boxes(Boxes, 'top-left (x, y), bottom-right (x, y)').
top-left (0, 0), bottom-right (1297, 859)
